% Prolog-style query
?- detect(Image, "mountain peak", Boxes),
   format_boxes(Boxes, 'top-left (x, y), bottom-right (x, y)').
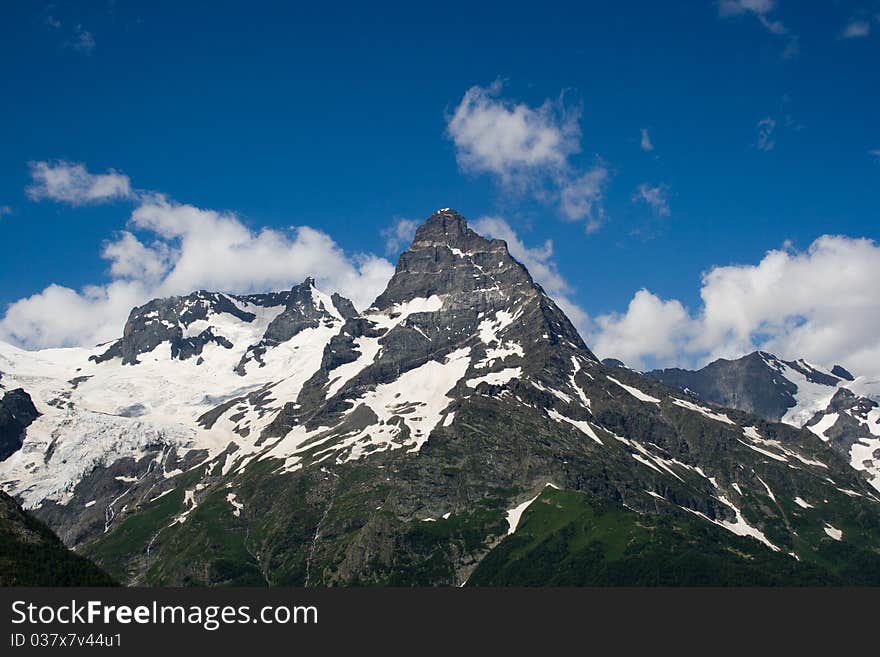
top-left (411, 208), bottom-right (485, 250)
top-left (373, 209), bottom-right (520, 309)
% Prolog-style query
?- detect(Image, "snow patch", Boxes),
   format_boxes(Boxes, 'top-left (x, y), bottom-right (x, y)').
top-left (226, 493), bottom-right (243, 517)
top-left (477, 309), bottom-right (520, 345)
top-left (794, 497), bottom-right (813, 509)
top-left (466, 367), bottom-right (521, 389)
top-left (823, 524), bottom-right (843, 541)
top-left (756, 476), bottom-right (777, 502)
top-left (607, 376), bottom-right (661, 404)
top-left (546, 409), bottom-right (603, 445)
top-left (505, 483), bottom-right (559, 535)
top-left (807, 413), bottom-right (839, 440)
top-left (682, 496), bottom-right (779, 552)
top-left (673, 398), bottom-right (735, 425)
top-left (530, 380), bottom-right (572, 403)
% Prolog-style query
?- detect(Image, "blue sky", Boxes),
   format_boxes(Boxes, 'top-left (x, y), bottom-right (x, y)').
top-left (1, 1), bottom-right (879, 371)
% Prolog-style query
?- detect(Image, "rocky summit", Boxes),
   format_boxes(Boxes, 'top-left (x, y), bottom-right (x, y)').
top-left (2, 209), bottom-right (880, 586)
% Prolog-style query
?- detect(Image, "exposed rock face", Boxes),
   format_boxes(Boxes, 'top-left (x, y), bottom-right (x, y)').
top-left (648, 351), bottom-right (880, 491)
top-left (235, 278), bottom-right (347, 374)
top-left (810, 388), bottom-right (880, 476)
top-left (0, 388), bottom-right (39, 462)
top-left (91, 282), bottom-right (357, 374)
top-left (831, 365), bottom-right (855, 382)
top-left (265, 209), bottom-right (595, 457)
top-left (91, 291), bottom-right (258, 365)
top-left (648, 352), bottom-right (801, 421)
top-left (3, 209), bottom-right (880, 587)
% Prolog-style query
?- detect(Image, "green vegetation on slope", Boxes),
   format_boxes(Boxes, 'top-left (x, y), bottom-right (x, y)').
top-left (0, 492), bottom-right (115, 586)
top-left (467, 487), bottom-right (879, 586)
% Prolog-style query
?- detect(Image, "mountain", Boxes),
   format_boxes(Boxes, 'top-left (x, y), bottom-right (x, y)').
top-left (648, 352), bottom-right (880, 493)
top-left (0, 491), bottom-right (115, 586)
top-left (2, 210), bottom-right (880, 586)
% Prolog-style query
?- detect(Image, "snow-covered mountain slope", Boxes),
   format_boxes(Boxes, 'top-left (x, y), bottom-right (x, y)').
top-left (0, 279), bottom-right (350, 523)
top-left (2, 210), bottom-right (880, 586)
top-left (649, 351), bottom-right (880, 491)
top-left (254, 211), bottom-right (597, 474)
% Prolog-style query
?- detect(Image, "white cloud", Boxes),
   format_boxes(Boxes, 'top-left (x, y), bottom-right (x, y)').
top-left (446, 82), bottom-right (610, 231)
top-left (26, 161), bottom-right (133, 205)
top-left (755, 117), bottom-right (776, 151)
top-left (592, 291), bottom-right (693, 369)
top-left (102, 231), bottom-right (171, 284)
top-left (871, 149), bottom-right (880, 160)
top-left (472, 216), bottom-right (589, 333)
top-left (718, 0), bottom-right (798, 57)
top-left (558, 166), bottom-right (610, 232)
top-left (0, 206), bottom-right (12, 217)
top-left (0, 282), bottom-right (150, 353)
top-left (381, 218), bottom-right (419, 254)
top-left (719, 0), bottom-right (783, 32)
top-left (128, 195), bottom-right (394, 308)
top-left (2, 186), bottom-right (395, 350)
top-left (718, 0), bottom-right (775, 17)
top-left (446, 81), bottom-right (579, 183)
top-left (590, 235), bottom-right (880, 375)
top-left (632, 183), bottom-right (671, 217)
top-left (842, 20), bottom-right (871, 39)
top-left (640, 128), bottom-right (654, 152)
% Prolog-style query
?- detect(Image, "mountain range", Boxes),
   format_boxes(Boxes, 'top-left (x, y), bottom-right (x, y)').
top-left (2, 209), bottom-right (880, 586)
top-left (648, 352), bottom-right (880, 494)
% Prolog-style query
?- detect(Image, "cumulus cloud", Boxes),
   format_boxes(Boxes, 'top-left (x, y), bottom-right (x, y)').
top-left (755, 117), bottom-right (776, 151)
top-left (841, 20), bottom-right (871, 39)
top-left (592, 291), bottom-right (693, 369)
top-left (446, 80), bottom-right (579, 183)
top-left (446, 82), bottom-right (610, 231)
top-left (590, 235), bottom-right (880, 374)
top-left (26, 161), bottom-right (133, 205)
top-left (632, 183), bottom-right (671, 217)
top-left (127, 195), bottom-right (394, 307)
top-left (381, 218), bottom-right (419, 254)
top-left (640, 128), bottom-right (654, 152)
top-left (1, 283), bottom-right (150, 353)
top-left (472, 216), bottom-right (589, 333)
top-left (2, 181), bottom-right (395, 350)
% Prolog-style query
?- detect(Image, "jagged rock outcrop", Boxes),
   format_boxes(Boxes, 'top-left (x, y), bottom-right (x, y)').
top-left (0, 388), bottom-right (39, 462)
